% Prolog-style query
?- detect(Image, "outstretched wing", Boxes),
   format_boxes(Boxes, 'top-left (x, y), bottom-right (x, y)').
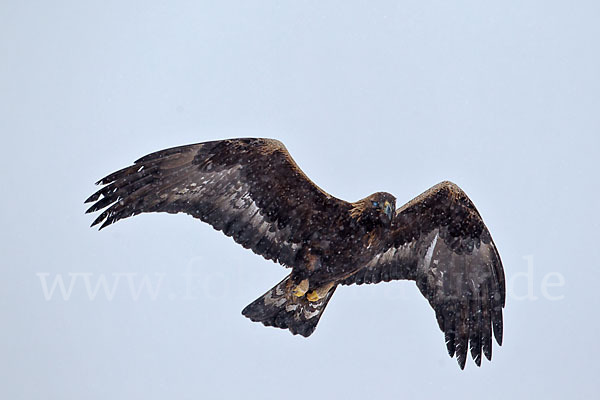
top-left (341, 181), bottom-right (505, 369)
top-left (85, 138), bottom-right (351, 268)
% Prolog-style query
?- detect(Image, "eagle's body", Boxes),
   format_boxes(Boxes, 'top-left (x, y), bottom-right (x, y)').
top-left (86, 138), bottom-right (505, 369)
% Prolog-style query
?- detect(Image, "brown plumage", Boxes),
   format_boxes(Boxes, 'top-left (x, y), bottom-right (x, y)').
top-left (85, 138), bottom-right (505, 369)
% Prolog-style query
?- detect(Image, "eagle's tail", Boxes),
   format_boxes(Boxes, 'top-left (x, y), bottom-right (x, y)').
top-left (242, 275), bottom-right (337, 337)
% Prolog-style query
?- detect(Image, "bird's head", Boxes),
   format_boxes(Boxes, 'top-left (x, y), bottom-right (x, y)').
top-left (351, 192), bottom-right (396, 227)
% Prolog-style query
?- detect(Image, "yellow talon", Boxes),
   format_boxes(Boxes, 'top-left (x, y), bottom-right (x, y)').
top-left (306, 290), bottom-right (320, 302)
top-left (293, 279), bottom-right (309, 297)
top-left (306, 282), bottom-right (334, 302)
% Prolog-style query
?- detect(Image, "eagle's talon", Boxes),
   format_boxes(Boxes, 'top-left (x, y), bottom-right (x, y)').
top-left (306, 283), bottom-right (334, 302)
top-left (292, 279), bottom-right (309, 297)
top-left (306, 290), bottom-right (320, 302)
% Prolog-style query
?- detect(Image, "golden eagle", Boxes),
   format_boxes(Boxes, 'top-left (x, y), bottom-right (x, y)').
top-left (85, 138), bottom-right (505, 369)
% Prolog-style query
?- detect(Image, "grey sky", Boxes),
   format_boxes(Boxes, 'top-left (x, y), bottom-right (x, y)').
top-left (1, 1), bottom-right (599, 399)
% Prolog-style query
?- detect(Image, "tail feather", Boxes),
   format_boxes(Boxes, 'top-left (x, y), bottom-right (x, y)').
top-left (242, 275), bottom-right (336, 337)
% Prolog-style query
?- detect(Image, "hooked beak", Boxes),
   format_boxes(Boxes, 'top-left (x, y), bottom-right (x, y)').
top-left (384, 201), bottom-right (393, 220)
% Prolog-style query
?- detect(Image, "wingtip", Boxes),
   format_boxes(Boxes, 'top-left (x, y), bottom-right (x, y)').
top-left (457, 355), bottom-right (466, 370)
top-left (483, 342), bottom-right (492, 361)
top-left (90, 224), bottom-right (105, 231)
top-left (445, 334), bottom-right (456, 357)
top-left (99, 220), bottom-right (113, 230)
top-left (84, 192), bottom-right (101, 204)
top-left (495, 331), bottom-right (503, 346)
top-left (90, 213), bottom-right (107, 229)
top-left (470, 346), bottom-right (483, 367)
top-left (493, 313), bottom-right (504, 346)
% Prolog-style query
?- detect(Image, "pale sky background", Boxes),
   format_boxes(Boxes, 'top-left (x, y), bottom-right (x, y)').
top-left (1, 1), bottom-right (599, 399)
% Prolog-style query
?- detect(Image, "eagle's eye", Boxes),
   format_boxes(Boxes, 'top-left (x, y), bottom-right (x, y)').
top-left (371, 201), bottom-right (379, 208)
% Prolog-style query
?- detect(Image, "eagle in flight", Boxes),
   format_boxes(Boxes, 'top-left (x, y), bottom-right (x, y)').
top-left (85, 138), bottom-right (505, 369)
